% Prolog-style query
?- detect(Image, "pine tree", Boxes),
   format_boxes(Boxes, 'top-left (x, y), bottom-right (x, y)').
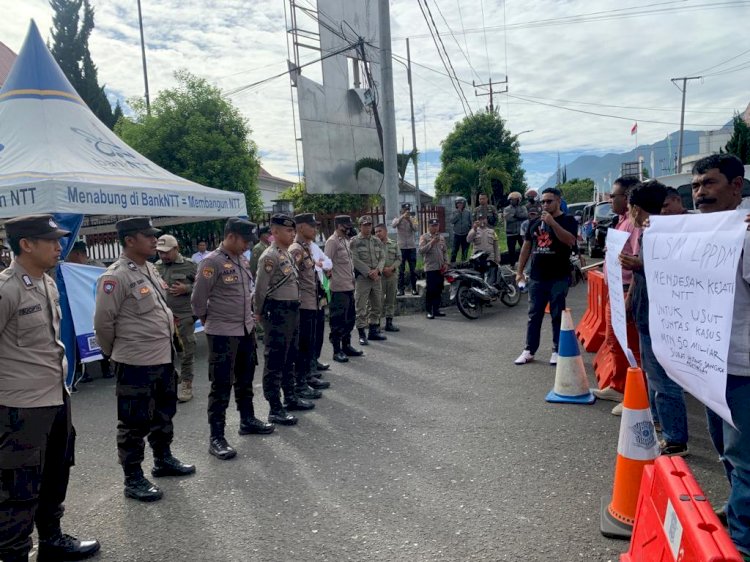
top-left (49, 0), bottom-right (116, 128)
top-left (724, 114), bottom-right (750, 164)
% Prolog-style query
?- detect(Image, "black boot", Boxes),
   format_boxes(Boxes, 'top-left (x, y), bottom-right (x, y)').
top-left (308, 376), bottom-right (330, 390)
top-left (315, 359), bottom-right (330, 371)
top-left (332, 339), bottom-right (348, 363)
top-left (385, 317), bottom-right (400, 332)
top-left (152, 452), bottom-right (196, 477)
top-left (368, 324), bottom-right (387, 341)
top-left (411, 287), bottom-right (419, 296)
top-left (397, 288), bottom-right (405, 296)
top-left (285, 394), bottom-right (316, 410)
top-left (296, 384), bottom-right (323, 400)
top-left (342, 337), bottom-right (364, 357)
top-left (123, 466), bottom-right (163, 502)
top-left (239, 410), bottom-right (275, 435)
top-left (37, 533), bottom-right (101, 561)
top-left (209, 436), bottom-right (237, 460)
top-left (358, 327), bottom-right (369, 346)
top-left (268, 399), bottom-right (299, 425)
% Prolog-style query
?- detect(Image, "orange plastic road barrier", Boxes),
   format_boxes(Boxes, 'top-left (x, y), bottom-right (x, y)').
top-left (601, 366), bottom-right (660, 539)
top-left (575, 270), bottom-right (607, 352)
top-left (622, 456), bottom-right (742, 561)
top-left (593, 299), bottom-right (641, 390)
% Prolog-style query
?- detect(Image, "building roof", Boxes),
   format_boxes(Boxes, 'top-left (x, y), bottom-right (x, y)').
top-left (0, 41), bottom-right (18, 87)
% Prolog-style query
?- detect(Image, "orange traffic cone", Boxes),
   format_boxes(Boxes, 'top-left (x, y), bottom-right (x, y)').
top-left (600, 366), bottom-right (659, 539)
top-left (545, 303), bottom-right (551, 314)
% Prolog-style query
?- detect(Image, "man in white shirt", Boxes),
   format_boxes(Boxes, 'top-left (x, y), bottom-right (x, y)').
top-left (191, 240), bottom-right (211, 263)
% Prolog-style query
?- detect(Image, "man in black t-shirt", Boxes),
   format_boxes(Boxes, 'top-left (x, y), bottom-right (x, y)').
top-left (514, 187), bottom-right (578, 366)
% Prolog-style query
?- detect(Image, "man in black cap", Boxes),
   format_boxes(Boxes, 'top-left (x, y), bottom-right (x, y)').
top-left (249, 225), bottom-right (271, 277)
top-left (255, 214), bottom-right (311, 425)
top-left (289, 213), bottom-right (330, 397)
top-left (391, 203), bottom-right (419, 296)
top-left (0, 214), bottom-right (100, 562)
top-left (191, 217), bottom-right (274, 461)
top-left (418, 218), bottom-right (448, 319)
top-left (325, 215), bottom-right (363, 362)
top-left (94, 217), bottom-right (195, 502)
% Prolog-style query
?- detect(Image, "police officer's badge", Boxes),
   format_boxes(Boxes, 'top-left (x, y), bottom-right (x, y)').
top-left (223, 263), bottom-right (233, 269)
top-left (127, 262), bottom-right (138, 271)
top-left (49, 218), bottom-right (58, 228)
top-left (140, 286), bottom-right (150, 295)
top-left (202, 266), bottom-right (214, 279)
top-left (264, 259), bottom-right (274, 273)
top-left (103, 280), bottom-right (117, 294)
top-left (21, 274), bottom-right (33, 288)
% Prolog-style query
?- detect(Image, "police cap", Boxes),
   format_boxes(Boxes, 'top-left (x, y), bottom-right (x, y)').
top-left (294, 213), bottom-right (319, 226)
top-left (401, 202), bottom-right (411, 210)
top-left (334, 215), bottom-right (352, 227)
top-left (270, 214), bottom-right (295, 228)
top-left (259, 225), bottom-right (271, 236)
top-left (225, 217), bottom-right (258, 242)
top-left (116, 217), bottom-right (161, 237)
top-left (428, 218), bottom-right (440, 226)
top-left (5, 214), bottom-right (71, 240)
top-left (71, 240), bottom-right (88, 253)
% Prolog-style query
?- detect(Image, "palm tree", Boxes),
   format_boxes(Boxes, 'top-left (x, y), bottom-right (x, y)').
top-left (354, 149), bottom-right (419, 184)
top-left (437, 154), bottom-right (511, 210)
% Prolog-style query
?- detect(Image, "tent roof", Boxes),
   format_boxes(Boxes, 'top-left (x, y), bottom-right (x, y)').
top-left (0, 21), bottom-right (247, 230)
top-left (0, 41), bottom-right (17, 87)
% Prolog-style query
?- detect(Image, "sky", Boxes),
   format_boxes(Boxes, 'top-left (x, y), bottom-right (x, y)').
top-left (2, 0), bottom-right (749, 193)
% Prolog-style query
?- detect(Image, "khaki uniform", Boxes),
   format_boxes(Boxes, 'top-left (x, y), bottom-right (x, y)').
top-left (350, 233), bottom-right (385, 328)
top-left (289, 236), bottom-right (320, 386)
top-left (467, 226), bottom-right (500, 262)
top-left (324, 232), bottom-right (356, 348)
top-left (381, 238), bottom-right (402, 319)
top-left (289, 236), bottom-right (318, 311)
top-left (156, 255), bottom-right (197, 383)
top-left (324, 233), bottom-right (355, 292)
top-left (473, 204), bottom-right (499, 226)
top-left (254, 243), bottom-right (301, 403)
top-left (419, 232), bottom-right (448, 316)
top-left (391, 214), bottom-right (418, 250)
top-left (249, 240), bottom-right (268, 277)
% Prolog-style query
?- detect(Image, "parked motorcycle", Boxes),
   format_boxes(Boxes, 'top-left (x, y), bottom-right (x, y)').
top-left (444, 251), bottom-right (521, 320)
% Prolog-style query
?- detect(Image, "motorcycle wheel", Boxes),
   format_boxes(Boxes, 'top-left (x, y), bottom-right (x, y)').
top-left (456, 284), bottom-right (482, 319)
top-left (500, 282), bottom-right (522, 307)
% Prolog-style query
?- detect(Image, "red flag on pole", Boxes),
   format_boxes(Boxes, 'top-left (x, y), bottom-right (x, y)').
top-left (631, 122), bottom-right (638, 135)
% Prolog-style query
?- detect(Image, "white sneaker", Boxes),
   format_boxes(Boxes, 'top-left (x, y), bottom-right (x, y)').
top-left (611, 403), bottom-right (624, 416)
top-left (549, 352), bottom-right (559, 365)
top-left (514, 350), bottom-right (534, 365)
top-left (593, 387), bottom-right (625, 402)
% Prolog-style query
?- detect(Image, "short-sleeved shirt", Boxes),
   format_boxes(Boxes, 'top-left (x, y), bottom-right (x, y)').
top-left (324, 233), bottom-right (355, 292)
top-left (525, 214), bottom-right (579, 281)
top-left (289, 236), bottom-right (318, 311)
top-left (602, 214), bottom-right (640, 287)
top-left (253, 243), bottom-right (300, 314)
top-left (156, 255), bottom-right (197, 317)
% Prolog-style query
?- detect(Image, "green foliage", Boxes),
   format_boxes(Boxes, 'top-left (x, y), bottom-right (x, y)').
top-left (435, 110), bottom-right (526, 204)
top-left (115, 70), bottom-right (263, 222)
top-left (557, 178), bottom-right (595, 204)
top-left (49, 0), bottom-right (117, 128)
top-left (724, 114), bottom-right (750, 164)
top-left (280, 182), bottom-right (379, 214)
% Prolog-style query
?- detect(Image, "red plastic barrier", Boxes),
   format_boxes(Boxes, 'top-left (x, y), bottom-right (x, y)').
top-left (593, 295), bottom-right (641, 390)
top-left (575, 270), bottom-right (607, 352)
top-left (621, 456), bottom-right (742, 562)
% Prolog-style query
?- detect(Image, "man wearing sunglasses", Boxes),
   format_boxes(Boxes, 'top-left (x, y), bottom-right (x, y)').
top-left (514, 187), bottom-right (578, 366)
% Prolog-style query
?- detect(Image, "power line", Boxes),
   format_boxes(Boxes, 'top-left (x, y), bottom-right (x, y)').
top-left (479, 0), bottom-right (491, 79)
top-left (431, 0), bottom-right (483, 82)
top-left (692, 47), bottom-right (750, 75)
top-left (704, 59), bottom-right (750, 77)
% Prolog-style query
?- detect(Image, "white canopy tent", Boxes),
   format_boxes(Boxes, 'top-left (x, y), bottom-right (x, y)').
top-left (0, 21), bottom-right (247, 232)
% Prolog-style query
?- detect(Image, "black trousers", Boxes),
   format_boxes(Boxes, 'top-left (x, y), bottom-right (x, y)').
top-left (506, 234), bottom-right (523, 265)
top-left (295, 309), bottom-right (317, 388)
top-left (425, 270), bottom-right (444, 315)
top-left (451, 234), bottom-right (470, 263)
top-left (329, 291), bottom-right (355, 345)
top-left (114, 362), bottom-right (176, 469)
top-left (261, 300), bottom-right (300, 404)
top-left (398, 249), bottom-right (417, 291)
top-left (0, 395), bottom-right (74, 560)
top-left (206, 333), bottom-right (256, 437)
top-left (314, 308), bottom-right (326, 360)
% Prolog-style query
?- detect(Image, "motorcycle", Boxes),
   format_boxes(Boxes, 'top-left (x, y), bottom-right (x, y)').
top-left (443, 251), bottom-right (522, 320)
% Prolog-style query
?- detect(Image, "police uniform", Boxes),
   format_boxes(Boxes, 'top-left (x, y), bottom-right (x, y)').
top-left (324, 215), bottom-right (362, 362)
top-left (191, 218), bottom-right (272, 461)
top-left (255, 214), bottom-right (309, 424)
top-left (94, 217), bottom-right (194, 503)
top-left (350, 215), bottom-right (386, 345)
top-left (0, 215), bottom-right (99, 562)
top-left (473, 203), bottom-right (499, 226)
top-left (155, 235), bottom-right (197, 402)
top-left (248, 226), bottom-right (269, 277)
top-left (468, 218), bottom-right (500, 285)
top-left (391, 203), bottom-right (419, 295)
top-left (418, 220), bottom-right (448, 318)
top-left (289, 214), bottom-right (330, 397)
top-left (380, 234), bottom-right (402, 331)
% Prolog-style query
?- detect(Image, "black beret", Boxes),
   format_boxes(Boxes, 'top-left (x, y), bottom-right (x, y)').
top-left (294, 213), bottom-right (319, 226)
top-left (5, 214), bottom-right (71, 240)
top-left (334, 215), bottom-right (352, 226)
top-left (259, 225), bottom-right (270, 235)
top-left (225, 217), bottom-right (258, 240)
top-left (71, 241), bottom-right (88, 252)
top-left (116, 217), bottom-right (161, 236)
top-left (401, 202), bottom-right (411, 210)
top-left (270, 214), bottom-right (295, 228)
top-left (428, 218), bottom-right (439, 226)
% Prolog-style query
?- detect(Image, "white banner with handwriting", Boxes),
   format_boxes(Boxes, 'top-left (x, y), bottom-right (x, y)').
top-left (643, 210), bottom-right (747, 426)
top-left (605, 228), bottom-right (638, 367)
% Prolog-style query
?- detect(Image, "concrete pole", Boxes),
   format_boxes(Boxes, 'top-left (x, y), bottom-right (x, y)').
top-left (406, 38), bottom-right (420, 215)
top-left (136, 0), bottom-right (151, 114)
top-left (379, 0), bottom-right (400, 229)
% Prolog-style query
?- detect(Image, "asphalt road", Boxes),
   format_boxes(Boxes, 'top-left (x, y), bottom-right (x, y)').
top-left (49, 283), bottom-right (729, 562)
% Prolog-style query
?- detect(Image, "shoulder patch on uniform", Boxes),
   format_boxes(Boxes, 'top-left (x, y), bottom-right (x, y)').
top-left (127, 262), bottom-right (138, 271)
top-left (291, 249), bottom-right (303, 264)
top-left (139, 286), bottom-right (150, 295)
top-left (21, 274), bottom-right (33, 288)
top-left (103, 280), bottom-right (117, 294)
top-left (264, 258), bottom-right (274, 273)
top-left (202, 266), bottom-right (215, 279)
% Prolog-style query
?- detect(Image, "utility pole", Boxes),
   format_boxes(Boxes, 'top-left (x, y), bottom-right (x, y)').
top-left (670, 76), bottom-right (701, 173)
top-left (406, 38), bottom-right (421, 215)
top-left (379, 0), bottom-right (400, 228)
top-left (473, 77), bottom-right (508, 112)
top-left (136, 0), bottom-right (151, 114)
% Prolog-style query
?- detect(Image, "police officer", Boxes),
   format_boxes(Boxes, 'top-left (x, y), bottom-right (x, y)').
top-left (94, 217), bottom-right (195, 503)
top-left (418, 218), bottom-right (448, 319)
top-left (351, 215), bottom-right (387, 346)
top-left (374, 222), bottom-right (401, 332)
top-left (191, 218), bottom-right (273, 461)
top-left (255, 214), bottom-right (312, 425)
top-left (248, 225), bottom-right (271, 277)
top-left (156, 234), bottom-right (197, 403)
top-left (0, 215), bottom-right (100, 562)
top-left (473, 192), bottom-right (499, 226)
top-left (289, 213), bottom-right (330, 397)
top-left (391, 203), bottom-right (419, 296)
top-left (325, 215), bottom-right (363, 362)
top-left (467, 213), bottom-right (500, 285)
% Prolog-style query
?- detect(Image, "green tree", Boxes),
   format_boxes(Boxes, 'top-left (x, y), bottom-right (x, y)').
top-left (116, 70), bottom-right (263, 232)
top-left (724, 114), bottom-right (750, 164)
top-left (49, 0), bottom-right (117, 128)
top-left (281, 182), bottom-right (379, 215)
top-left (434, 110), bottom-right (526, 205)
top-left (354, 149), bottom-right (419, 183)
top-left (557, 178), bottom-right (595, 204)
top-left (436, 154), bottom-right (512, 208)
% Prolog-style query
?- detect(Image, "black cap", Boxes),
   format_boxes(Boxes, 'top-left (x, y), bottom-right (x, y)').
top-left (71, 241), bottom-right (88, 253)
top-left (259, 225), bottom-right (270, 236)
top-left (5, 214), bottom-right (71, 240)
top-left (271, 214), bottom-right (296, 228)
top-left (225, 217), bottom-right (258, 241)
top-left (401, 202), bottom-right (411, 210)
top-left (428, 218), bottom-right (439, 226)
top-left (294, 213), bottom-right (319, 226)
top-left (116, 217), bottom-right (161, 236)
top-left (334, 215), bottom-right (352, 227)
